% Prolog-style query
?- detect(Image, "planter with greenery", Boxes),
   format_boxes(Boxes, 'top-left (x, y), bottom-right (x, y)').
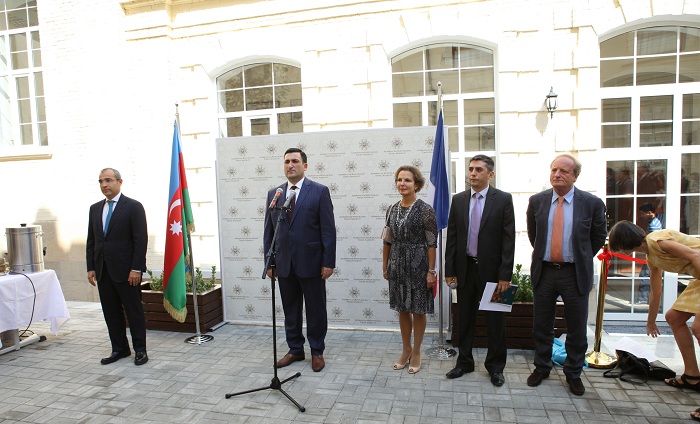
top-left (451, 264), bottom-right (567, 350)
top-left (140, 266), bottom-right (223, 333)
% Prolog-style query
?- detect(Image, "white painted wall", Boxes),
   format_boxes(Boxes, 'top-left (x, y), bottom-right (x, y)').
top-left (0, 0), bottom-right (696, 302)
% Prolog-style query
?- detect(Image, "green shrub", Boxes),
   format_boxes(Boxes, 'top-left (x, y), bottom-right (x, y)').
top-left (146, 265), bottom-right (217, 294)
top-left (512, 263), bottom-right (533, 302)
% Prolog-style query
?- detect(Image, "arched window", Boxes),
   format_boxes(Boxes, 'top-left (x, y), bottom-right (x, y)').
top-left (217, 62), bottom-right (302, 137)
top-left (601, 25), bottom-right (700, 318)
top-left (0, 1), bottom-right (46, 147)
top-left (391, 43), bottom-right (495, 193)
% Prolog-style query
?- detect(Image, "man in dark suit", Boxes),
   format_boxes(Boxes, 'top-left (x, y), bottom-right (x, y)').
top-left (444, 155), bottom-right (515, 386)
top-left (86, 168), bottom-right (149, 366)
top-left (264, 148), bottom-right (336, 372)
top-left (526, 154), bottom-right (607, 395)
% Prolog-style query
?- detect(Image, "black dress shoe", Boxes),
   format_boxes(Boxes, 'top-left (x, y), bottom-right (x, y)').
top-left (566, 376), bottom-right (585, 396)
top-left (526, 369), bottom-right (550, 387)
top-left (490, 372), bottom-right (505, 387)
top-left (134, 351), bottom-right (149, 366)
top-left (100, 351), bottom-right (131, 365)
top-left (446, 367), bottom-right (466, 379)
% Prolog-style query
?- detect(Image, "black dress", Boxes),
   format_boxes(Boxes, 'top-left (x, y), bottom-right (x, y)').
top-left (385, 199), bottom-right (437, 314)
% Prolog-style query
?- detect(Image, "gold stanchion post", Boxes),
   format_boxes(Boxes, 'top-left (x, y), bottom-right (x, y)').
top-left (585, 244), bottom-right (617, 368)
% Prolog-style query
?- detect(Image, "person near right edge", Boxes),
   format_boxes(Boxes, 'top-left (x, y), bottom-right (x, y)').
top-left (608, 221), bottom-right (700, 421)
top-left (525, 154), bottom-right (607, 396)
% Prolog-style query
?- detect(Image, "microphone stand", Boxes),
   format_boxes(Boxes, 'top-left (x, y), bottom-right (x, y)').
top-left (225, 204), bottom-right (305, 412)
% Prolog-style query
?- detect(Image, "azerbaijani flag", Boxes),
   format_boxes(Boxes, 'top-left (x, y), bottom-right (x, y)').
top-left (427, 108), bottom-right (449, 296)
top-left (162, 120), bottom-right (195, 323)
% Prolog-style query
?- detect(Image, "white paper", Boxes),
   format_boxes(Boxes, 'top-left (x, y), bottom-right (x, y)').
top-left (612, 336), bottom-right (659, 362)
top-left (478, 282), bottom-right (513, 312)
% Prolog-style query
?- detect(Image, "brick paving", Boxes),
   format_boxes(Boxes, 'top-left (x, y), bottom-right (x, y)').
top-left (0, 301), bottom-right (698, 423)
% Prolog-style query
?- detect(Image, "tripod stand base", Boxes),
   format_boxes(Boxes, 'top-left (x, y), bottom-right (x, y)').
top-left (585, 350), bottom-right (617, 369)
top-left (185, 334), bottom-right (214, 345)
top-left (425, 346), bottom-right (457, 359)
top-left (225, 373), bottom-right (306, 412)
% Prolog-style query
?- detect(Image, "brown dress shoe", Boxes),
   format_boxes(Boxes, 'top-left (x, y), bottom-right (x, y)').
top-left (311, 354), bottom-right (325, 372)
top-left (275, 353), bottom-right (305, 368)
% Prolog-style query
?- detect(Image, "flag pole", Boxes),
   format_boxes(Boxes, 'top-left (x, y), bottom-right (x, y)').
top-left (177, 104), bottom-right (213, 345)
top-left (426, 82), bottom-right (456, 359)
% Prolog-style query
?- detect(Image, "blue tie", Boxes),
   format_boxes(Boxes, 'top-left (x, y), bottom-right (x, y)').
top-left (104, 200), bottom-right (114, 236)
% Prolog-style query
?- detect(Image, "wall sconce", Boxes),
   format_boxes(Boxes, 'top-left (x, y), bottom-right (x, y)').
top-left (546, 87), bottom-right (558, 118)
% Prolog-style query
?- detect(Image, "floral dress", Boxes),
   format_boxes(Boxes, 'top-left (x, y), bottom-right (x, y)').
top-left (384, 199), bottom-right (437, 314)
top-left (645, 229), bottom-right (700, 314)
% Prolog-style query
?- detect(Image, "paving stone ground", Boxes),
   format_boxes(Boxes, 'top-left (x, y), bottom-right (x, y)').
top-left (0, 301), bottom-right (698, 423)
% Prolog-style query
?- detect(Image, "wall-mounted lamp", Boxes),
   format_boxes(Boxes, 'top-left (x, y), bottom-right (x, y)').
top-left (546, 87), bottom-right (558, 118)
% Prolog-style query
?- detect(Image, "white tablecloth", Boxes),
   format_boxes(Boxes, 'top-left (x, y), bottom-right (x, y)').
top-left (0, 269), bottom-right (71, 334)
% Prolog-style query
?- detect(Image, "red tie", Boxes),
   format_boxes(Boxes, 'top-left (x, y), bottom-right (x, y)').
top-left (551, 196), bottom-right (564, 262)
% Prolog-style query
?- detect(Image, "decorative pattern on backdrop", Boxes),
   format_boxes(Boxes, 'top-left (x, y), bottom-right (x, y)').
top-left (215, 127), bottom-right (445, 329)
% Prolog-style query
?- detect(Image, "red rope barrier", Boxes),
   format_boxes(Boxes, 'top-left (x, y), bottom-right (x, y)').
top-left (597, 246), bottom-right (647, 282)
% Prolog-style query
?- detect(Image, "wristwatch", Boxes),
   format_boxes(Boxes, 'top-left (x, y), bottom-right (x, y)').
top-left (428, 269), bottom-right (437, 275)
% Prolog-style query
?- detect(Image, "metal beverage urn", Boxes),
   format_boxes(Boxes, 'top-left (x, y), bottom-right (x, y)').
top-left (5, 224), bottom-right (45, 273)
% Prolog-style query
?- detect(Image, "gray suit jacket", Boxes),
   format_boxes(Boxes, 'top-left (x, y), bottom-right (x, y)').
top-left (526, 187), bottom-right (607, 295)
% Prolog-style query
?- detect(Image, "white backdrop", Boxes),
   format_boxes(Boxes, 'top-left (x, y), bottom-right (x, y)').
top-left (216, 127), bottom-right (450, 330)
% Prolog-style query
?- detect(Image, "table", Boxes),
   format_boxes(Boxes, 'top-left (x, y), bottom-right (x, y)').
top-left (0, 269), bottom-right (71, 354)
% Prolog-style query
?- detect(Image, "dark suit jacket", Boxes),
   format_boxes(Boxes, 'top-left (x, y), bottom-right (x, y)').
top-left (263, 179), bottom-right (336, 279)
top-left (86, 195), bottom-right (148, 282)
top-left (445, 187), bottom-right (515, 285)
top-left (526, 187), bottom-right (607, 294)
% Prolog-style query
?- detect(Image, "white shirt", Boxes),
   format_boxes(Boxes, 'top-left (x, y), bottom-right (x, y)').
top-left (102, 192), bottom-right (122, 228)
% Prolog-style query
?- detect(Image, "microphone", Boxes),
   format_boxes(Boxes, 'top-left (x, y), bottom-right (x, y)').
top-left (449, 281), bottom-right (458, 289)
top-left (282, 189), bottom-right (297, 210)
top-left (268, 188), bottom-right (284, 210)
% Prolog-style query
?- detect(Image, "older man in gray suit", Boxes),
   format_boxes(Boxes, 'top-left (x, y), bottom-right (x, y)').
top-left (525, 154), bottom-right (607, 396)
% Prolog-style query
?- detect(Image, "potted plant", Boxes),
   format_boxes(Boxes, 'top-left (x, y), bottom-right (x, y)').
top-left (469, 264), bottom-right (567, 349)
top-left (140, 266), bottom-right (223, 333)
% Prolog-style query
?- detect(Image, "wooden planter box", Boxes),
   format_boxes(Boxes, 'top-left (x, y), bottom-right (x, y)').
top-left (451, 302), bottom-right (567, 350)
top-left (138, 283), bottom-right (224, 333)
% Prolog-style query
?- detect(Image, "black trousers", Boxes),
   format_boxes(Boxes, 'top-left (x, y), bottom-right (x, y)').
top-left (533, 263), bottom-right (588, 378)
top-left (278, 267), bottom-right (327, 356)
top-left (97, 263), bottom-right (147, 353)
top-left (455, 257), bottom-right (507, 374)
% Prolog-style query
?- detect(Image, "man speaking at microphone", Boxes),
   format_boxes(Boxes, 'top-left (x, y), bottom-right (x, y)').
top-left (263, 147), bottom-right (336, 372)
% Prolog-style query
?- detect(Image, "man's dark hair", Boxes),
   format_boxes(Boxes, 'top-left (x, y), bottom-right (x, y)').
top-left (638, 203), bottom-right (655, 213)
top-left (608, 220), bottom-right (648, 252)
top-left (100, 168), bottom-right (122, 180)
top-left (469, 154), bottom-right (494, 172)
top-left (284, 147), bottom-right (307, 163)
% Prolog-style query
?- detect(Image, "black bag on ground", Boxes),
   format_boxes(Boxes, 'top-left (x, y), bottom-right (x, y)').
top-left (603, 349), bottom-right (676, 384)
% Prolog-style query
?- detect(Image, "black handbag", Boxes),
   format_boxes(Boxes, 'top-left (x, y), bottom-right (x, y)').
top-left (603, 349), bottom-right (676, 384)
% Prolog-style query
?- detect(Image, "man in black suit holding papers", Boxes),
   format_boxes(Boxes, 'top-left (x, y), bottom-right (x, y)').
top-left (444, 155), bottom-right (515, 386)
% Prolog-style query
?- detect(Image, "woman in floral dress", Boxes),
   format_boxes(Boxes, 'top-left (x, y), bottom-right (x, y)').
top-left (382, 165), bottom-right (437, 374)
